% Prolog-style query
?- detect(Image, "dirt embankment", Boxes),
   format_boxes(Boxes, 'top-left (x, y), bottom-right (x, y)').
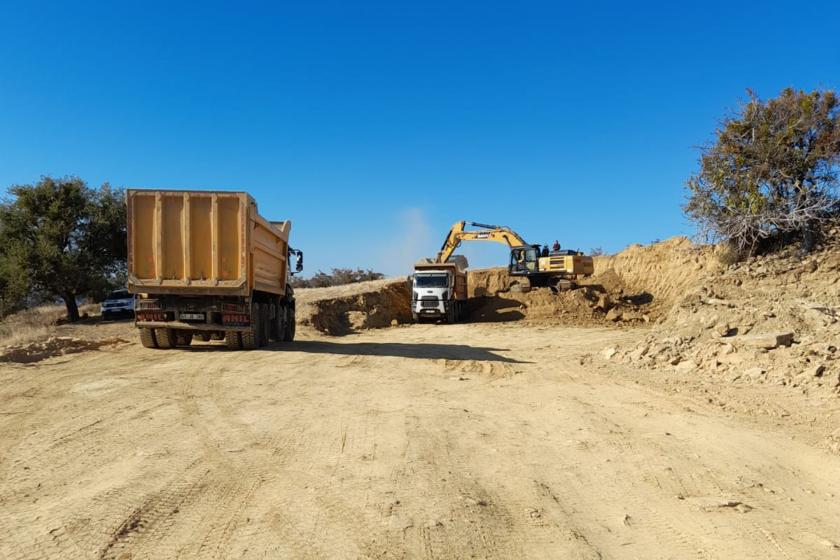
top-left (466, 266), bottom-right (657, 326)
top-left (604, 238), bottom-right (840, 398)
top-left (593, 236), bottom-right (719, 312)
top-left (297, 267), bottom-right (660, 334)
top-left (296, 279), bottom-right (413, 335)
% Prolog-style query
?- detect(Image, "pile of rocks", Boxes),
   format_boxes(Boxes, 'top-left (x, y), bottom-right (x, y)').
top-left (602, 239), bottom-right (840, 394)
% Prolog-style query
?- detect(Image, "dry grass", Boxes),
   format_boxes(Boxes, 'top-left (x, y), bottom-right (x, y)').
top-left (0, 304), bottom-right (100, 348)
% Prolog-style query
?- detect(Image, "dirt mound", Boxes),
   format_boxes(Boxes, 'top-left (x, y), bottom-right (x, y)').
top-left (297, 279), bottom-right (412, 335)
top-left (465, 267), bottom-right (653, 326)
top-left (604, 241), bottom-right (840, 395)
top-left (467, 267), bottom-right (512, 297)
top-left (0, 336), bottom-right (129, 364)
top-left (593, 237), bottom-right (719, 313)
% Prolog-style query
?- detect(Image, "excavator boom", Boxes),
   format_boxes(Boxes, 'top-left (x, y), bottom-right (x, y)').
top-left (436, 221), bottom-right (530, 263)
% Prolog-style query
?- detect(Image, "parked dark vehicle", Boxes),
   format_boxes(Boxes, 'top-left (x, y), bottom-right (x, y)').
top-left (101, 289), bottom-right (135, 320)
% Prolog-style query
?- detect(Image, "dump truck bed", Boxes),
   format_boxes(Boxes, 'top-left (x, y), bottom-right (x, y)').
top-left (127, 190), bottom-right (290, 297)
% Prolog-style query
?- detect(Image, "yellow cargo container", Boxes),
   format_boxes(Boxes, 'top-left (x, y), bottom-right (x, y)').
top-left (127, 189), bottom-right (303, 350)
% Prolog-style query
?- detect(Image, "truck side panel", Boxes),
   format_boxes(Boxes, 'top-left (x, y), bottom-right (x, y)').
top-left (251, 214), bottom-right (289, 296)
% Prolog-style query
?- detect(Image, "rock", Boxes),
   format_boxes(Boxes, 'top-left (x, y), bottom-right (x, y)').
top-left (596, 294), bottom-right (612, 311)
top-left (744, 367), bottom-right (766, 380)
top-left (675, 360), bottom-right (697, 372)
top-left (806, 364), bottom-right (826, 378)
top-left (606, 308), bottom-right (623, 322)
top-left (601, 347), bottom-right (617, 360)
top-left (629, 345), bottom-right (650, 361)
top-left (669, 355), bottom-right (682, 366)
top-left (736, 332), bottom-right (794, 350)
top-left (803, 305), bottom-right (837, 327)
top-left (704, 298), bottom-right (734, 307)
top-left (715, 322), bottom-right (732, 337)
top-left (803, 260), bottom-right (818, 273)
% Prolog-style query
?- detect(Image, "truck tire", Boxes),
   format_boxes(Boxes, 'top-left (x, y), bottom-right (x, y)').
top-left (283, 303), bottom-right (295, 342)
top-left (176, 331), bottom-right (193, 347)
top-left (139, 328), bottom-right (158, 348)
top-left (261, 304), bottom-right (271, 346)
top-left (241, 303), bottom-right (261, 349)
top-left (446, 307), bottom-right (456, 324)
top-left (155, 328), bottom-right (176, 348)
top-left (274, 303), bottom-right (287, 342)
top-left (225, 331), bottom-right (242, 350)
top-left (269, 301), bottom-right (282, 341)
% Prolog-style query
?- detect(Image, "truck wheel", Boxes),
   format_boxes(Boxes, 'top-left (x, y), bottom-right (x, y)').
top-left (411, 312), bottom-right (419, 323)
top-left (241, 303), bottom-right (261, 349)
top-left (241, 328), bottom-right (258, 349)
top-left (446, 307), bottom-right (456, 324)
top-left (225, 331), bottom-right (242, 350)
top-left (139, 328), bottom-right (158, 348)
top-left (269, 301), bottom-right (281, 341)
top-left (176, 332), bottom-right (193, 346)
top-left (283, 303), bottom-right (295, 342)
top-left (275, 303), bottom-right (288, 342)
top-left (259, 304), bottom-right (270, 347)
top-left (155, 328), bottom-right (176, 348)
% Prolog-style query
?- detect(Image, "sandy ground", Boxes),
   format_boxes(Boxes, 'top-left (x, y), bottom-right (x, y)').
top-left (2, 322), bottom-right (840, 559)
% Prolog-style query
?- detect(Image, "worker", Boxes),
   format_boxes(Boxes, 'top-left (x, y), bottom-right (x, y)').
top-left (552, 240), bottom-right (561, 252)
top-left (541, 245), bottom-right (549, 257)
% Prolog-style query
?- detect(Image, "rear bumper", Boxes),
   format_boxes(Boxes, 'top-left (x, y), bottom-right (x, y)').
top-left (135, 321), bottom-right (249, 332)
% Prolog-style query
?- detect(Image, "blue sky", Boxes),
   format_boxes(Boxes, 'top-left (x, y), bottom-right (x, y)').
top-left (2, 1), bottom-right (838, 276)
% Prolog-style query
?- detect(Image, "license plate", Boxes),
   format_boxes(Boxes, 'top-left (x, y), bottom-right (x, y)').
top-left (180, 312), bottom-right (205, 321)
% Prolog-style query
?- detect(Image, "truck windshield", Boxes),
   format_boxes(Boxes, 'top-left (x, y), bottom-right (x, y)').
top-left (415, 274), bottom-right (448, 288)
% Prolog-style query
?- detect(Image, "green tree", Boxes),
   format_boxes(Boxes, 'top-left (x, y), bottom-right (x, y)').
top-left (0, 248), bottom-right (30, 317)
top-left (686, 88), bottom-right (840, 254)
top-left (0, 177), bottom-right (126, 321)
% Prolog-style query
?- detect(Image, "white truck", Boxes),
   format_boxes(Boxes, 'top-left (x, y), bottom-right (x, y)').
top-left (410, 256), bottom-right (468, 323)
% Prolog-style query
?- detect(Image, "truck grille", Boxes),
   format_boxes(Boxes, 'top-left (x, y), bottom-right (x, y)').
top-left (420, 298), bottom-right (438, 308)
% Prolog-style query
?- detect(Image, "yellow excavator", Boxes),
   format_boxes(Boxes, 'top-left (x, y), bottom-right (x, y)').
top-left (436, 221), bottom-right (594, 291)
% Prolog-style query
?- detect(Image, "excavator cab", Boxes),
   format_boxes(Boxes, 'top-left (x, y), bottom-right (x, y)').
top-left (508, 246), bottom-right (540, 276)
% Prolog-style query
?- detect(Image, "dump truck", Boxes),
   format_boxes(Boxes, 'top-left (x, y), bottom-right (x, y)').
top-left (127, 189), bottom-right (303, 350)
top-left (410, 255), bottom-right (468, 323)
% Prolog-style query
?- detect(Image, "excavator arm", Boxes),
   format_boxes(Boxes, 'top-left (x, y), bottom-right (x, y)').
top-left (436, 221), bottom-right (530, 263)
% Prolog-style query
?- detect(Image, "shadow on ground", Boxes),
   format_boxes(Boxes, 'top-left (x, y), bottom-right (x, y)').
top-left (280, 340), bottom-right (528, 363)
top-left (183, 339), bottom-right (528, 363)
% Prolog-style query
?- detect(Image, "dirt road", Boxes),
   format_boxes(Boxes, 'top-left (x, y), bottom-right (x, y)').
top-left (2, 323), bottom-right (839, 559)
